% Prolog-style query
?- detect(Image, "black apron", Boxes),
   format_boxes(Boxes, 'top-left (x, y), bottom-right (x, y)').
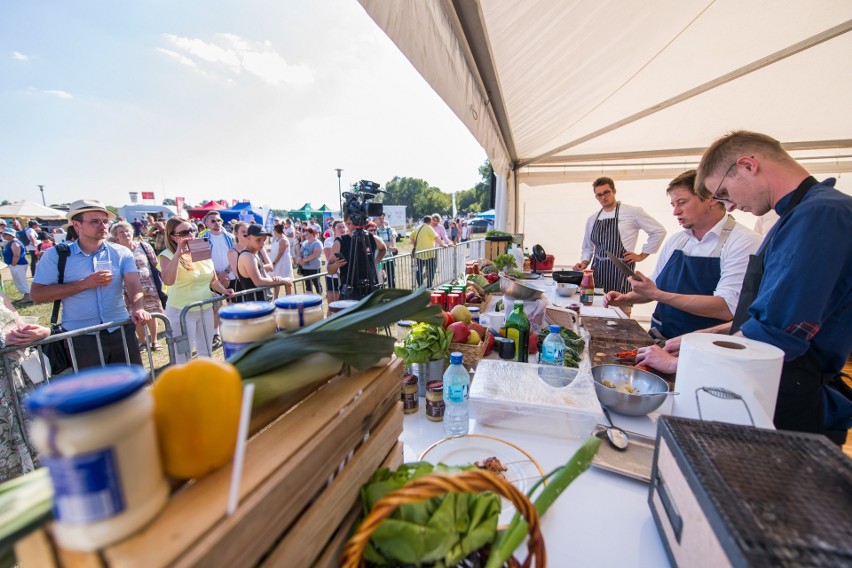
top-left (729, 177), bottom-right (837, 439)
top-left (590, 203), bottom-right (633, 294)
top-left (651, 216), bottom-right (735, 339)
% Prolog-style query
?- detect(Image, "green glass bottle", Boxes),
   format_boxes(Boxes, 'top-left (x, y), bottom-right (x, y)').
top-left (505, 301), bottom-right (530, 362)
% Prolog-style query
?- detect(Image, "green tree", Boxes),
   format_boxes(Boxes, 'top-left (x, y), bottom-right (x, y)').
top-left (454, 160), bottom-right (492, 215)
top-left (382, 176), bottom-right (450, 220)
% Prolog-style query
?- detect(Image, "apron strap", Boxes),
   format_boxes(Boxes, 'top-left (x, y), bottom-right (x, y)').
top-left (710, 215), bottom-right (737, 257)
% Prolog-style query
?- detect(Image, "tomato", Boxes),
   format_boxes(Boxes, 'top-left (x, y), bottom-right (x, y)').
top-left (528, 331), bottom-right (539, 354)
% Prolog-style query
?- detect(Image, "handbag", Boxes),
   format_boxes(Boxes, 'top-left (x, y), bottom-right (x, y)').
top-left (144, 242), bottom-right (168, 308)
top-left (43, 243), bottom-right (72, 376)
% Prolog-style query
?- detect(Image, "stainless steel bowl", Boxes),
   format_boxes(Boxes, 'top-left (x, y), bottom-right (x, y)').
top-left (555, 283), bottom-right (578, 297)
top-left (499, 275), bottom-right (544, 301)
top-left (592, 364), bottom-right (670, 416)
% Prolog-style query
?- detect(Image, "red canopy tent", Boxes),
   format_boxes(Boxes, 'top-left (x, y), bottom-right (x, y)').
top-left (187, 200), bottom-right (225, 220)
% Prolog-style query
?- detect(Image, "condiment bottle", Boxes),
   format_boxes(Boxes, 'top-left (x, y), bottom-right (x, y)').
top-left (25, 366), bottom-right (169, 551)
top-left (505, 301), bottom-right (530, 362)
top-left (219, 301), bottom-right (277, 358)
top-left (425, 380), bottom-right (445, 421)
top-left (274, 294), bottom-right (324, 331)
top-left (401, 374), bottom-right (419, 414)
top-left (580, 269), bottom-right (595, 306)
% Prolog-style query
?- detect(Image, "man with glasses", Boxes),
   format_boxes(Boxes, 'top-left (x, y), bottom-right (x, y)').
top-left (695, 130), bottom-right (852, 443)
top-left (573, 177), bottom-right (666, 299)
top-left (30, 199), bottom-right (151, 369)
top-left (202, 210), bottom-right (235, 348)
top-left (604, 170), bottom-right (761, 340)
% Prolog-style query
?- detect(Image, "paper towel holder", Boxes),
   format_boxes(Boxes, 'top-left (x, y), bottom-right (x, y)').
top-left (695, 387), bottom-right (755, 426)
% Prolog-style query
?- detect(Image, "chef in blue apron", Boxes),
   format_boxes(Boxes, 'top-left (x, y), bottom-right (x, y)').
top-left (605, 170), bottom-right (761, 339)
top-left (574, 177), bottom-right (666, 296)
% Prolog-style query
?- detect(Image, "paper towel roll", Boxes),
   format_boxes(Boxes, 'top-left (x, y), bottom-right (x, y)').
top-left (672, 333), bottom-right (784, 428)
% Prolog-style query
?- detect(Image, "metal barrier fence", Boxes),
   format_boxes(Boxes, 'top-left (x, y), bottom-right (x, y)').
top-left (0, 313), bottom-right (174, 458)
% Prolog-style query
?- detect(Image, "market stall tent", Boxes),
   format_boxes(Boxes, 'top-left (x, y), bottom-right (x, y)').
top-left (217, 202), bottom-right (264, 224)
top-left (358, 0), bottom-right (852, 230)
top-left (0, 201), bottom-right (67, 220)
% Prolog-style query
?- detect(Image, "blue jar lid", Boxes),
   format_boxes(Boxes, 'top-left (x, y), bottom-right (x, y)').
top-left (219, 301), bottom-right (275, 319)
top-left (25, 365), bottom-right (148, 416)
top-left (274, 294), bottom-right (323, 309)
top-left (450, 352), bottom-right (464, 365)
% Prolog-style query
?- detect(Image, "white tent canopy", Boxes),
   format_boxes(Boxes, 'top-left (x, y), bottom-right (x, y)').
top-left (0, 201), bottom-right (68, 220)
top-left (358, 0), bottom-right (852, 229)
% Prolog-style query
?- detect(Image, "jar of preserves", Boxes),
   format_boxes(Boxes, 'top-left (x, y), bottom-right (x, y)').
top-left (580, 269), bottom-right (596, 306)
top-left (327, 299), bottom-right (358, 315)
top-left (425, 380), bottom-right (445, 421)
top-left (401, 374), bottom-right (419, 414)
top-left (219, 301), bottom-right (277, 358)
top-left (430, 291), bottom-right (447, 311)
top-left (274, 294), bottom-right (324, 331)
top-left (26, 366), bottom-right (169, 551)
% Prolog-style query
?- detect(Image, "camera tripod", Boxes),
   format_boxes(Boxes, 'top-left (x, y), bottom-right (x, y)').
top-left (340, 226), bottom-right (381, 301)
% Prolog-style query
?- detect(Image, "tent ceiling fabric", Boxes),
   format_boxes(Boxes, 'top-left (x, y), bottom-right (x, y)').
top-left (358, 0), bottom-right (852, 176)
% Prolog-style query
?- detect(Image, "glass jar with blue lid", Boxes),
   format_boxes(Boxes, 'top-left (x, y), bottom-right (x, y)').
top-left (25, 365), bottom-right (169, 551)
top-left (274, 294), bottom-right (324, 331)
top-left (218, 301), bottom-right (277, 358)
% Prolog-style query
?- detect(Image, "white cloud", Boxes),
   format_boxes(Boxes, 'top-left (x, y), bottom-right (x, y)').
top-left (160, 32), bottom-right (314, 87)
top-left (44, 89), bottom-right (72, 99)
top-left (11, 51), bottom-right (29, 61)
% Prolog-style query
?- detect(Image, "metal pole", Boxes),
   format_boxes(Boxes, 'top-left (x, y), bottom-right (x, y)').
top-left (334, 168), bottom-right (343, 214)
top-left (38, 185), bottom-right (45, 205)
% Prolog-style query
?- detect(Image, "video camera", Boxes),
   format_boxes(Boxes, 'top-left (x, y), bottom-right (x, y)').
top-left (342, 180), bottom-right (384, 228)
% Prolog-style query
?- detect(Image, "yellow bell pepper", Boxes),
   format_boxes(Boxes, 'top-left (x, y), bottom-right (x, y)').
top-left (151, 357), bottom-right (243, 479)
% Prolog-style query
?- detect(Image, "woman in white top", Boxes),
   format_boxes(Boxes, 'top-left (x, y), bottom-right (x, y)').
top-left (270, 224), bottom-right (294, 299)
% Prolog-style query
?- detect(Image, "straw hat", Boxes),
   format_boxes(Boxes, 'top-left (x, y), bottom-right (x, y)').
top-left (66, 199), bottom-right (116, 222)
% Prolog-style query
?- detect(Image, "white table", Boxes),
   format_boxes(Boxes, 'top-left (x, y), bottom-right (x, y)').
top-left (401, 406), bottom-right (671, 567)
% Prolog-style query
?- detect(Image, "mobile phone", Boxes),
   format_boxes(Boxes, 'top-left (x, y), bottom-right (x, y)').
top-left (187, 238), bottom-right (212, 262)
top-left (334, 252), bottom-right (346, 261)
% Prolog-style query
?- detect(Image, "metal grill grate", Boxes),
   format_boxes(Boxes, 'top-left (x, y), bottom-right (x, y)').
top-left (662, 417), bottom-right (852, 567)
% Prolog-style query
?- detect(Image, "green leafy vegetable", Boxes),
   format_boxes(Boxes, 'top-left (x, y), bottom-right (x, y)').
top-left (485, 230), bottom-right (512, 238)
top-left (393, 322), bottom-right (452, 366)
top-left (359, 462), bottom-right (501, 567)
top-left (492, 254), bottom-right (516, 272)
top-left (486, 436), bottom-right (601, 568)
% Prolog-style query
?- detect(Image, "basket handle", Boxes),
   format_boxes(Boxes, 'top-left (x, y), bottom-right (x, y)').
top-left (339, 469), bottom-right (545, 568)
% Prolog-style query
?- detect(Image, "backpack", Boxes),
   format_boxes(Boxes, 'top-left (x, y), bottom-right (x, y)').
top-left (17, 229), bottom-right (28, 243)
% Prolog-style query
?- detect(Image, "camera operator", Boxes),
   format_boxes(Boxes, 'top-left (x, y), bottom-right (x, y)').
top-left (327, 213), bottom-right (386, 300)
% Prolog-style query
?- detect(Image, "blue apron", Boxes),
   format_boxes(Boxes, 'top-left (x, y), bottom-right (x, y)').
top-left (651, 216), bottom-right (735, 339)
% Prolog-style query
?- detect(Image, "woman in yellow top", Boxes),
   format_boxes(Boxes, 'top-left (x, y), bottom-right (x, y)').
top-left (159, 217), bottom-right (234, 363)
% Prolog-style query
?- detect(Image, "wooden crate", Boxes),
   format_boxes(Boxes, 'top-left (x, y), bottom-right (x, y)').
top-left (15, 359), bottom-right (405, 568)
top-left (485, 239), bottom-right (509, 261)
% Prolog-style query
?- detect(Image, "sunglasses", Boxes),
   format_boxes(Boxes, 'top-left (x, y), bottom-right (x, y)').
top-left (207, 218), bottom-right (222, 223)
top-left (172, 228), bottom-right (196, 237)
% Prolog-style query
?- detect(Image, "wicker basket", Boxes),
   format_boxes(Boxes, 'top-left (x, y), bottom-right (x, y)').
top-left (450, 332), bottom-right (490, 366)
top-left (339, 469), bottom-right (544, 568)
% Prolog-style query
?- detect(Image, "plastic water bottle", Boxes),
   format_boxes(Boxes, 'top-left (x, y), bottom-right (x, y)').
top-left (443, 352), bottom-right (470, 437)
top-left (539, 324), bottom-right (566, 379)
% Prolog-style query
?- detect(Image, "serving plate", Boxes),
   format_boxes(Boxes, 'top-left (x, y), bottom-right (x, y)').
top-left (590, 424), bottom-right (656, 483)
top-left (420, 434), bottom-right (544, 526)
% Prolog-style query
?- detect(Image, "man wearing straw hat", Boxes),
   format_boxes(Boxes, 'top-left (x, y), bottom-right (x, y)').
top-left (30, 199), bottom-right (151, 369)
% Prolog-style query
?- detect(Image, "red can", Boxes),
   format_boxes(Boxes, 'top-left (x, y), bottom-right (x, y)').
top-left (447, 292), bottom-right (463, 310)
top-left (430, 291), bottom-right (447, 310)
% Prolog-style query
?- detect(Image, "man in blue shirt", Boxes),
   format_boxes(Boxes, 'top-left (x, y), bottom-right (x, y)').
top-left (30, 199), bottom-right (152, 369)
top-left (697, 130), bottom-right (851, 443)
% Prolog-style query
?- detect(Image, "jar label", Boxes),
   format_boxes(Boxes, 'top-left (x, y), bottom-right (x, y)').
top-left (43, 448), bottom-right (125, 523)
top-left (223, 340), bottom-right (254, 359)
top-left (425, 399), bottom-right (445, 419)
top-left (401, 392), bottom-right (419, 413)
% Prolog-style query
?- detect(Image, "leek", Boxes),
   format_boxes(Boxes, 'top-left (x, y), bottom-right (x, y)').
top-left (0, 468), bottom-right (53, 556)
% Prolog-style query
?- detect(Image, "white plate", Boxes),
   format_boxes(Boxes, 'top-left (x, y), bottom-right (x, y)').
top-left (419, 434), bottom-right (544, 526)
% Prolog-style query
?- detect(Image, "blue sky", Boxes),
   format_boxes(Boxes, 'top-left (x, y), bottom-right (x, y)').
top-left (0, 0), bottom-right (486, 209)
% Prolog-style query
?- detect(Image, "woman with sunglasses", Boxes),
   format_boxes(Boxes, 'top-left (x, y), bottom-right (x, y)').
top-left (159, 217), bottom-right (233, 363)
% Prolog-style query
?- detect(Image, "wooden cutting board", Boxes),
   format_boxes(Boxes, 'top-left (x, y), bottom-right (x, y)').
top-left (582, 316), bottom-right (655, 346)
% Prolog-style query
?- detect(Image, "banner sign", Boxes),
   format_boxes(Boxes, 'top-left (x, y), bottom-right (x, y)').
top-left (141, 191), bottom-right (155, 200)
top-left (129, 192), bottom-right (138, 203)
top-left (175, 197), bottom-right (185, 218)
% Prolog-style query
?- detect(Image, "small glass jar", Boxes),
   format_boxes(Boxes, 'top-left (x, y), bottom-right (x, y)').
top-left (219, 301), bottom-right (277, 358)
top-left (425, 380), bottom-right (445, 422)
top-left (26, 366), bottom-right (169, 551)
top-left (327, 299), bottom-right (358, 315)
top-left (468, 306), bottom-right (481, 323)
top-left (274, 294), bottom-right (324, 331)
top-left (401, 374), bottom-right (419, 414)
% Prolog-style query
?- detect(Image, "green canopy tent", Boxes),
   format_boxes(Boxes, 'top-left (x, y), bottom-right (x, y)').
top-left (287, 203), bottom-right (314, 221)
